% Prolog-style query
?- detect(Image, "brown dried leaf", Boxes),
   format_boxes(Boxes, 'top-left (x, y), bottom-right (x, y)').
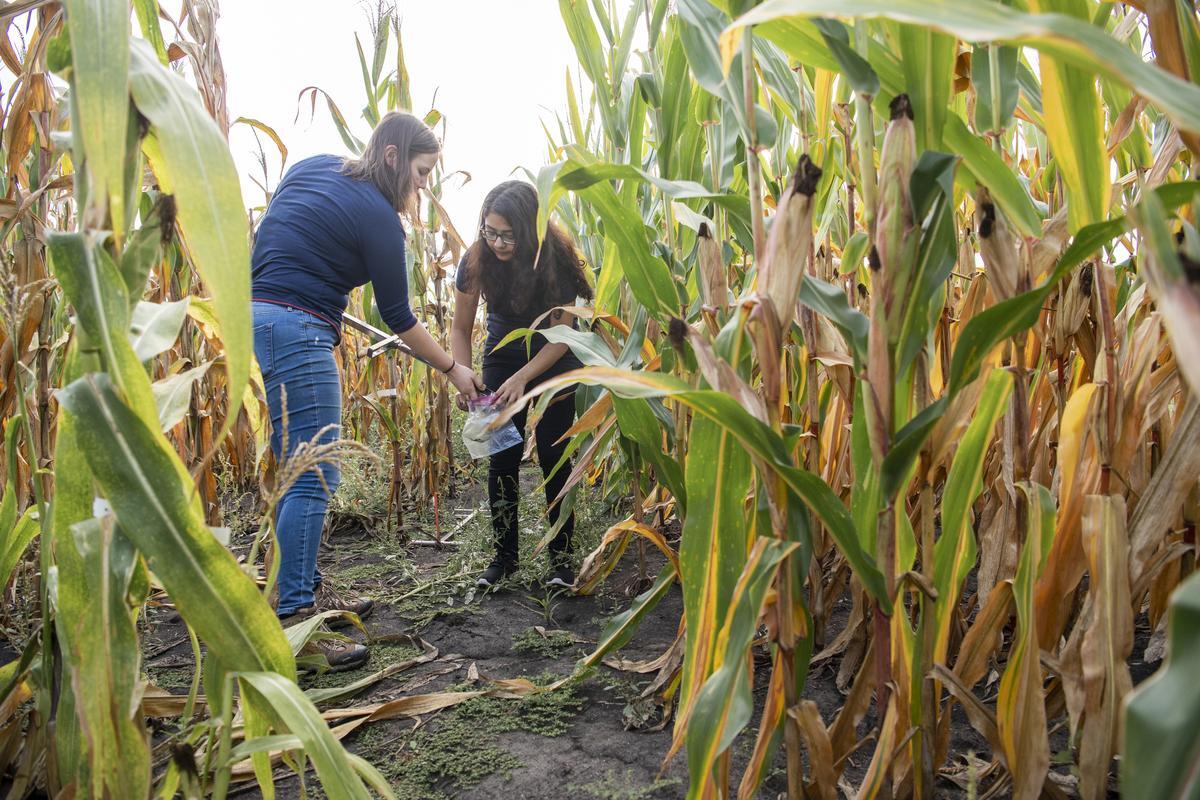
top-left (1075, 495), bottom-right (1134, 800)
top-left (792, 700), bottom-right (838, 800)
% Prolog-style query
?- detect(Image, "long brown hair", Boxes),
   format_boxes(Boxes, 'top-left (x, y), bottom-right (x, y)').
top-left (462, 181), bottom-right (593, 315)
top-left (341, 111), bottom-right (439, 217)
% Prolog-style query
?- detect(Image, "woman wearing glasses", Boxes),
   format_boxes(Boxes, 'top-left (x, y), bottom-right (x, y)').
top-left (450, 181), bottom-right (593, 589)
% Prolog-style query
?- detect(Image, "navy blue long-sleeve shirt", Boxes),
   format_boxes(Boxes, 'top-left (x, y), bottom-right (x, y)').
top-left (251, 154), bottom-right (418, 338)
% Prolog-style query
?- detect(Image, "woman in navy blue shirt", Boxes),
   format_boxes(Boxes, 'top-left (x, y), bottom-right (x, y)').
top-left (451, 181), bottom-right (593, 590)
top-left (252, 112), bottom-right (482, 666)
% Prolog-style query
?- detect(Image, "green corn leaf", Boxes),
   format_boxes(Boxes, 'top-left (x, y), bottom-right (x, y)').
top-left (129, 39), bottom-right (252, 443)
top-left (589, 0), bottom-right (616, 43)
top-left (152, 363), bottom-right (212, 432)
top-left (943, 115), bottom-right (1042, 238)
top-left (64, 0), bottom-right (130, 238)
top-left (119, 217), bottom-right (164, 305)
top-left (723, 0), bottom-right (1200, 136)
top-left (612, 397), bottom-right (688, 508)
top-left (971, 43), bottom-right (1019, 134)
top-left (238, 672), bottom-right (373, 800)
top-left (0, 508), bottom-right (39, 592)
top-left (57, 517), bottom-right (150, 799)
top-left (571, 179), bottom-right (680, 322)
top-left (48, 233), bottom-right (160, 430)
top-left (896, 154), bottom-right (959, 375)
top-left (557, 160), bottom-right (753, 230)
top-left (581, 564), bottom-right (676, 667)
top-left (560, 0), bottom-right (621, 146)
top-left (371, 9), bottom-right (391, 84)
top-left (623, 89), bottom-right (649, 208)
top-left (612, 0), bottom-right (642, 96)
top-left (595, 237), bottom-right (626, 318)
top-left (798, 277), bottom-right (869, 365)
top-left (565, 68), bottom-right (587, 146)
top-left (756, 37), bottom-right (805, 126)
top-left (932, 368), bottom-right (1012, 661)
top-left (658, 20), bottom-right (694, 178)
top-left (57, 373), bottom-right (294, 679)
top-left (686, 537), bottom-right (799, 797)
top-left (516, 367), bottom-right (890, 609)
top-left (534, 161), bottom-right (568, 251)
top-left (755, 17), bottom-right (842, 73)
top-left (354, 35), bottom-right (380, 128)
top-left (491, 325), bottom-right (617, 367)
top-left (0, 415), bottom-right (23, 550)
top-left (812, 18), bottom-right (880, 97)
top-left (897, 23), bottom-right (957, 151)
top-left (649, 0), bottom-right (671, 41)
top-left (132, 0), bottom-right (168, 65)
top-left (49, 347), bottom-right (94, 784)
top-left (129, 298), bottom-right (190, 362)
top-left (1026, 0), bottom-right (1108, 231)
top-left (677, 416), bottom-right (752, 733)
top-left (228, 735), bottom-right (304, 761)
top-left (1122, 571), bottom-right (1200, 800)
top-left (678, 0), bottom-right (777, 147)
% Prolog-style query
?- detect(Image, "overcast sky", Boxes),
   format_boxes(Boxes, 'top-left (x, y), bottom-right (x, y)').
top-left (218, 1), bottom-right (586, 231)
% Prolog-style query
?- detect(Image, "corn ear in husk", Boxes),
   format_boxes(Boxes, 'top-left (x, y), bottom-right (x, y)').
top-left (874, 94), bottom-right (917, 338)
top-left (697, 222), bottom-right (727, 310)
top-left (760, 154), bottom-right (823, 333)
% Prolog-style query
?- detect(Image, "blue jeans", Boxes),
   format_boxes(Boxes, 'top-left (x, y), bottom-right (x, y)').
top-left (252, 302), bottom-right (341, 617)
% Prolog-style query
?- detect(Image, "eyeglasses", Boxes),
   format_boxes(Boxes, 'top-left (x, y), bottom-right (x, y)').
top-left (480, 225), bottom-right (517, 247)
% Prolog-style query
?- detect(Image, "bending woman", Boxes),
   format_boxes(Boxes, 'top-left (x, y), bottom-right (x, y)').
top-left (451, 181), bottom-right (594, 590)
top-left (252, 112), bottom-right (483, 663)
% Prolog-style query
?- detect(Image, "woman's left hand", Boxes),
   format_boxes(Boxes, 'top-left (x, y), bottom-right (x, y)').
top-left (493, 373), bottom-right (528, 409)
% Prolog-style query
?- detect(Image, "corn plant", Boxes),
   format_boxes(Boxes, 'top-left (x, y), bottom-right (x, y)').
top-left (0, 2), bottom-right (393, 796)
top-left (523, 1), bottom-right (1200, 798)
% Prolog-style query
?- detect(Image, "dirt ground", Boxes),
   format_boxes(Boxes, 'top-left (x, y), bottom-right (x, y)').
top-left (132, 454), bottom-right (1163, 799)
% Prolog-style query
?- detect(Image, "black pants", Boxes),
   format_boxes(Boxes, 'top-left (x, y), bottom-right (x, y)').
top-left (483, 353), bottom-right (577, 567)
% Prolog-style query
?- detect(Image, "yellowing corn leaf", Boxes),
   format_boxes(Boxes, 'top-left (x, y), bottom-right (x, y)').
top-left (996, 483), bottom-right (1055, 800)
top-left (674, 415), bottom-right (751, 751)
top-left (1035, 382), bottom-right (1099, 647)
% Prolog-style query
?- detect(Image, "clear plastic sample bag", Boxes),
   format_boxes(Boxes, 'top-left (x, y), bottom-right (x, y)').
top-left (461, 394), bottom-right (523, 460)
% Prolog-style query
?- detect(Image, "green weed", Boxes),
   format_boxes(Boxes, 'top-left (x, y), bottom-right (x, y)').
top-left (145, 664), bottom-right (193, 690)
top-left (347, 675), bottom-right (585, 798)
top-left (570, 769), bottom-right (683, 800)
top-left (512, 626), bottom-right (579, 659)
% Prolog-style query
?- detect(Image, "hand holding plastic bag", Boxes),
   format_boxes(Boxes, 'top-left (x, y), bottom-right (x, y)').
top-left (461, 394), bottom-right (523, 459)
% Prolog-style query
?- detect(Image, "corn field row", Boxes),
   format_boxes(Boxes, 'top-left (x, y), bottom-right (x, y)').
top-left (521, 0), bottom-right (1200, 797)
top-left (0, 0), bottom-right (1198, 798)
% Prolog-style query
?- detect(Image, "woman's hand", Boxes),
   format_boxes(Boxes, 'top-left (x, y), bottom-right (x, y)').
top-left (447, 362), bottom-right (484, 401)
top-left (493, 372), bottom-right (528, 409)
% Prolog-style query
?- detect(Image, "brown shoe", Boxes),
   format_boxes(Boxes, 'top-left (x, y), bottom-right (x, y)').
top-left (315, 584), bottom-right (374, 627)
top-left (298, 638), bottom-right (370, 673)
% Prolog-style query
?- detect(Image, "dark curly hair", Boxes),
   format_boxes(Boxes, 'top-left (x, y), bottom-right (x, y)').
top-left (461, 181), bottom-right (593, 316)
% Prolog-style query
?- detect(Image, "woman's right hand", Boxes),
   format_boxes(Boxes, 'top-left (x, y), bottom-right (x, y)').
top-left (447, 361), bottom-right (484, 401)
